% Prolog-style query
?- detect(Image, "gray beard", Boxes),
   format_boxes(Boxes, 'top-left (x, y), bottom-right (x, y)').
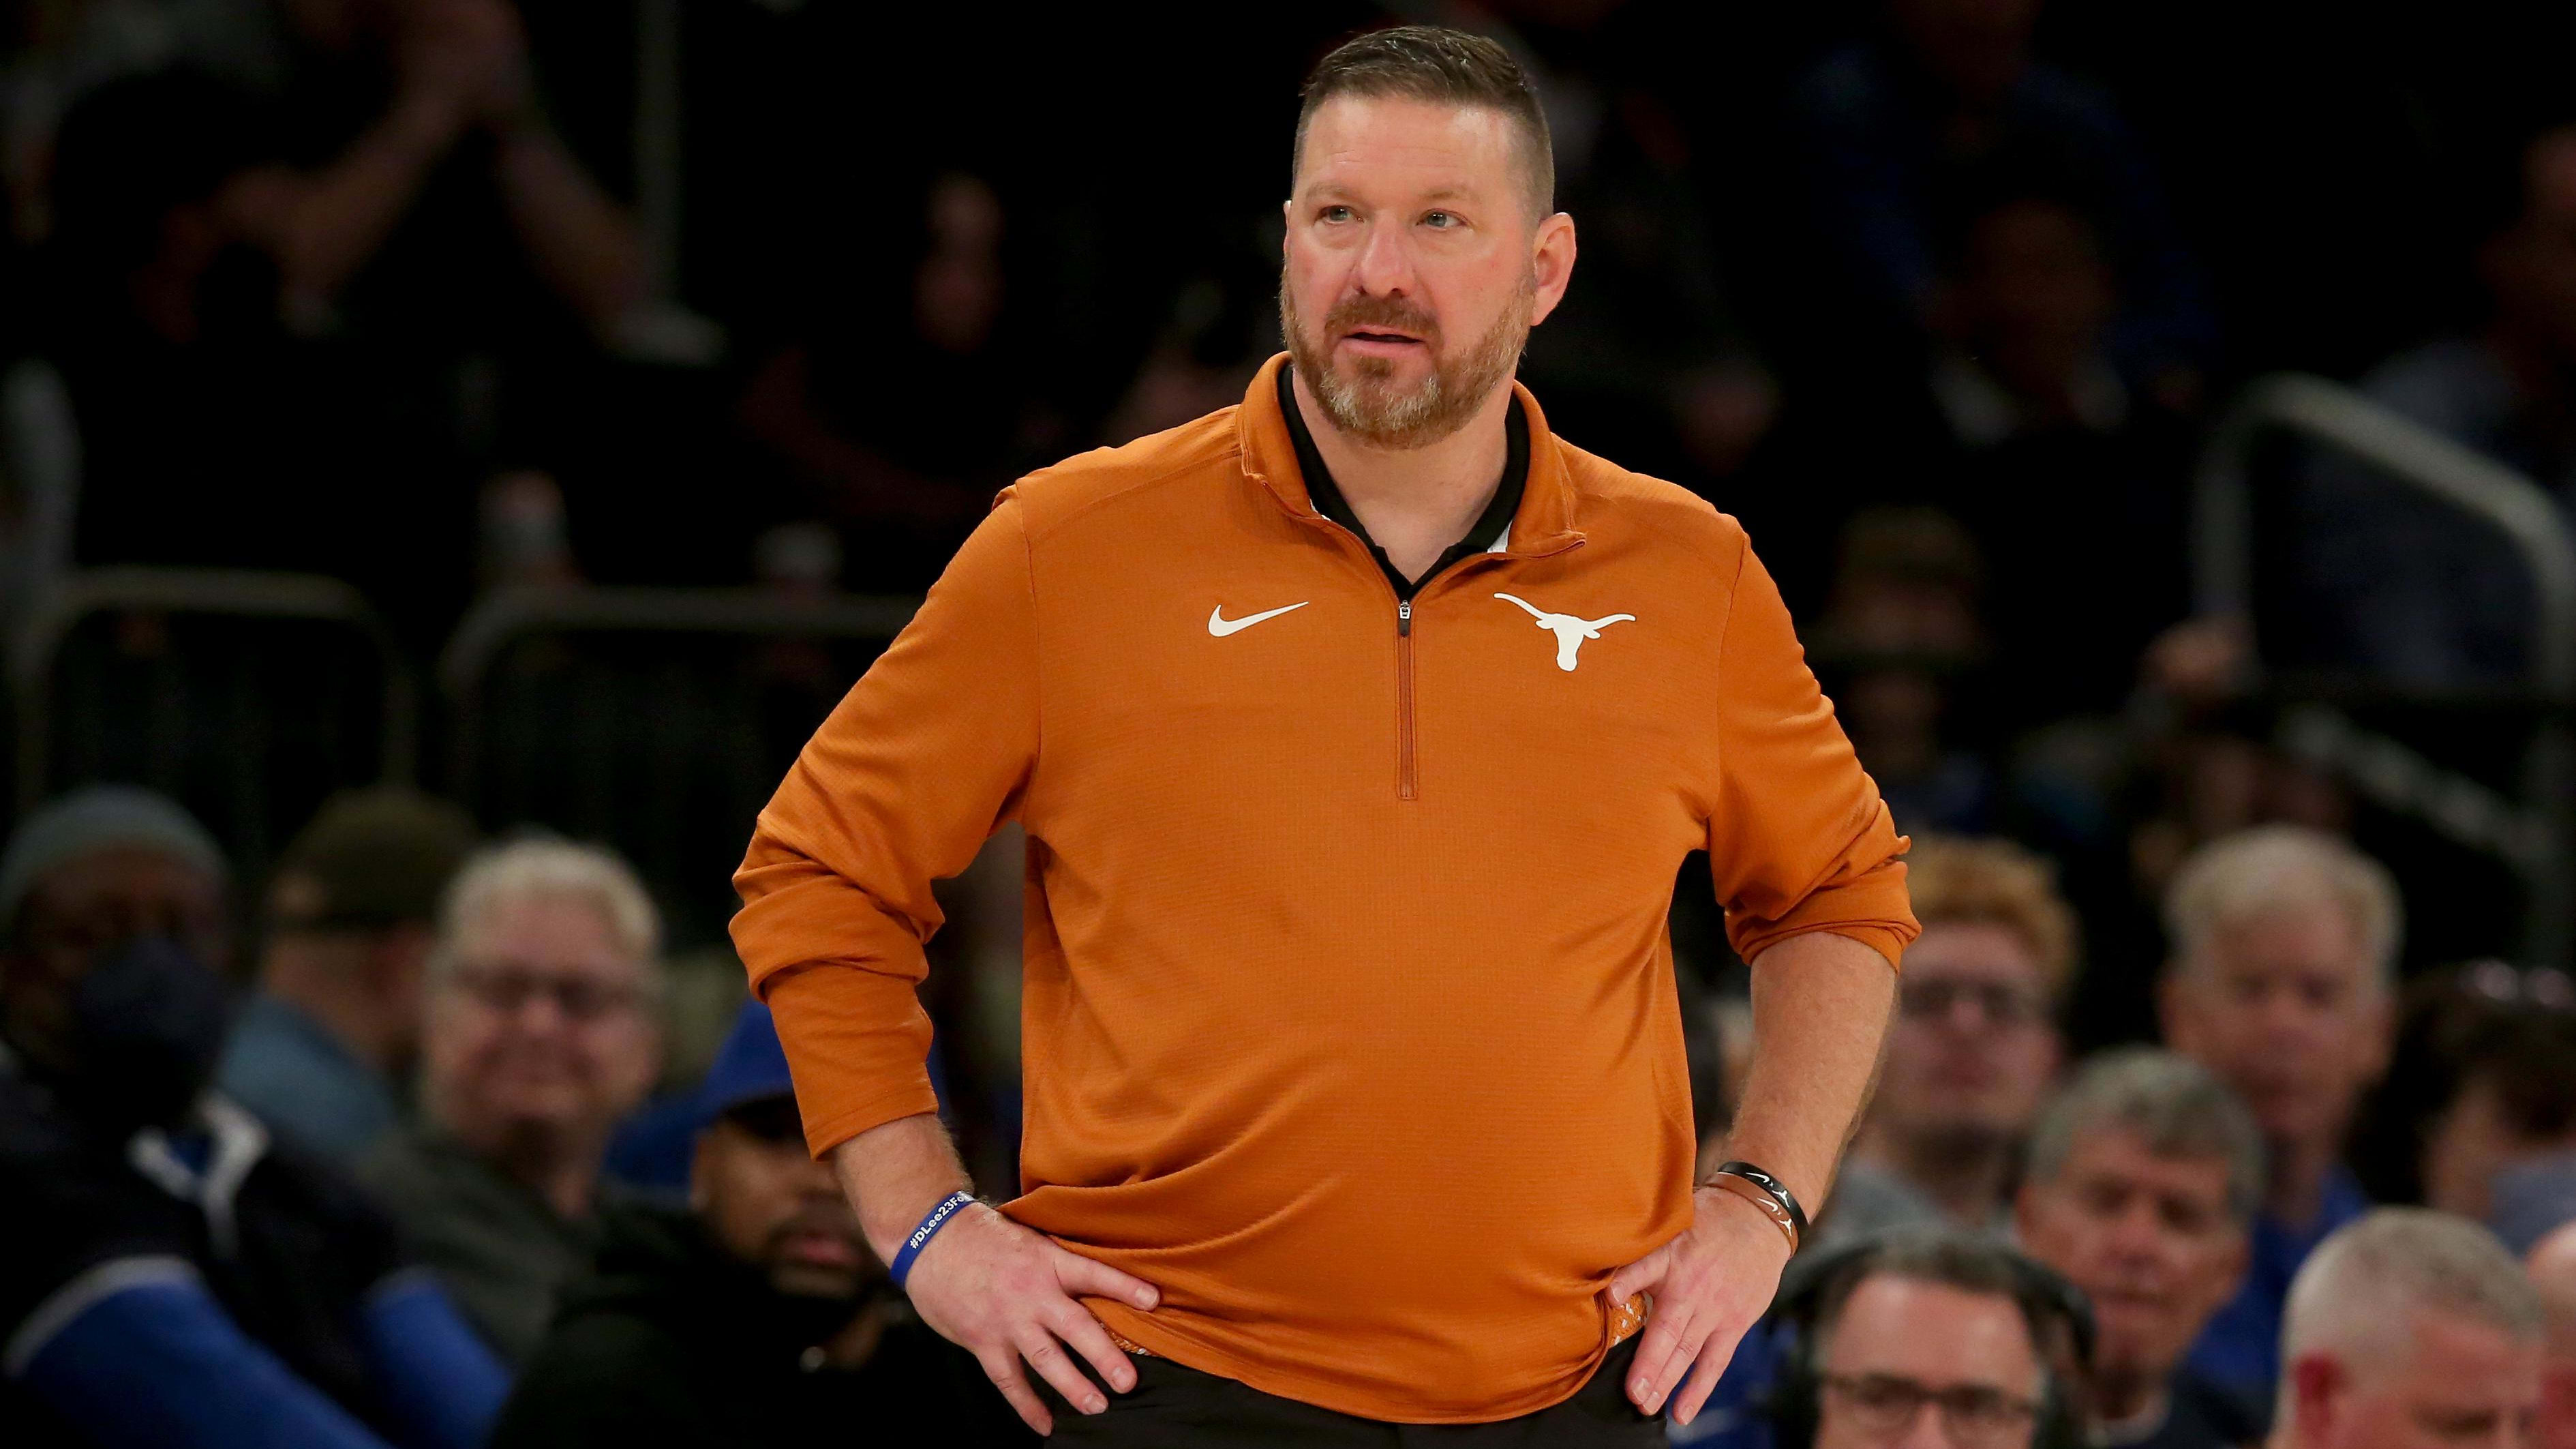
top-left (1278, 277), bottom-right (1532, 450)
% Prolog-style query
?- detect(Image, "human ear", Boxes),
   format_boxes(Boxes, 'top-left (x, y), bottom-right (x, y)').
top-left (2288, 1353), bottom-right (2345, 1439)
top-left (1528, 211), bottom-right (1577, 328)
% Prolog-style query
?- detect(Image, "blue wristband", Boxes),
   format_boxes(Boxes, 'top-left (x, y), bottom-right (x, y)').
top-left (889, 1191), bottom-right (979, 1288)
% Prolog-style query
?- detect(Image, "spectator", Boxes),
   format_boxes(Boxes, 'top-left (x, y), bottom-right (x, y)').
top-left (1912, 185), bottom-right (2197, 730)
top-left (489, 1002), bottom-right (1027, 1446)
top-left (216, 787), bottom-right (481, 1162)
top-left (2270, 1209), bottom-right (2543, 1449)
top-left (737, 170), bottom-right (1070, 593)
top-left (1809, 511), bottom-right (1996, 833)
top-left (2530, 1221), bottom-right (2576, 1449)
top-left (1826, 836), bottom-right (2072, 1243)
top-left (0, 785), bottom-right (504, 1449)
top-left (2160, 826), bottom-right (2397, 1401)
top-left (358, 837), bottom-right (663, 1365)
top-left (1927, 189), bottom-right (2127, 447)
top-left (2351, 964), bottom-right (2576, 1250)
top-left (2298, 124), bottom-right (2576, 688)
top-left (1786, 0), bottom-right (2214, 396)
top-left (2016, 1049), bottom-right (2267, 1449)
top-left (35, 0), bottom-right (657, 644)
top-left (1766, 1227), bottom-right (2092, 1449)
top-left (1449, 3), bottom-right (1781, 488)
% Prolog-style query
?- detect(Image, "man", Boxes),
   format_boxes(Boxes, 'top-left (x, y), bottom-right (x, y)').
top-left (1830, 836), bottom-right (2071, 1244)
top-left (1770, 1227), bottom-right (2085, 1449)
top-left (217, 788), bottom-right (481, 1161)
top-left (2300, 124), bottom-right (2576, 687)
top-left (1787, 0), bottom-right (2213, 393)
top-left (2160, 826), bottom-right (2397, 1399)
top-left (0, 786), bottom-right (504, 1448)
top-left (2017, 1049), bottom-right (2267, 1449)
top-left (359, 837), bottom-right (664, 1365)
top-left (733, 25), bottom-right (1914, 1441)
top-left (490, 1000), bottom-right (1027, 1445)
top-left (2528, 1222), bottom-right (2576, 1449)
top-left (2270, 1209), bottom-right (2543, 1449)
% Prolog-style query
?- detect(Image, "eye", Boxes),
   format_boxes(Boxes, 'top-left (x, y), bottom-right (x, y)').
top-left (1422, 209), bottom-right (1459, 228)
top-left (1318, 205), bottom-right (1356, 224)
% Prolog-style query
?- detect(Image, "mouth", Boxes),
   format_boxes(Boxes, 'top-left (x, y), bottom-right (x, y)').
top-left (779, 1229), bottom-right (863, 1269)
top-left (1337, 327), bottom-right (1429, 357)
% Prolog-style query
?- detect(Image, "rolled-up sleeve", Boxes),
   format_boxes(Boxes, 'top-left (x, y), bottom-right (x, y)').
top-left (731, 492), bottom-right (1041, 1156)
top-left (1704, 536), bottom-right (1917, 969)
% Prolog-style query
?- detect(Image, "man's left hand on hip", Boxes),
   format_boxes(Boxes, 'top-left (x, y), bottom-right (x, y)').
top-left (1604, 1182), bottom-right (1795, 1424)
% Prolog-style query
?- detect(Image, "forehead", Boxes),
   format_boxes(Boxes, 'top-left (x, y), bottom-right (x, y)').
top-left (31, 847), bottom-right (223, 918)
top-left (2203, 905), bottom-right (2365, 977)
top-left (1905, 921), bottom-right (2044, 982)
top-left (454, 892), bottom-right (634, 972)
top-left (1825, 1274), bottom-right (2042, 1390)
top-left (2371, 1309), bottom-right (2543, 1405)
top-left (1296, 94), bottom-right (1526, 203)
top-left (2059, 1124), bottom-right (2233, 1205)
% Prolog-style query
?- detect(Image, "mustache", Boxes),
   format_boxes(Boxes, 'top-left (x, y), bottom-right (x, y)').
top-left (1321, 293), bottom-right (1440, 341)
top-left (763, 1204), bottom-right (873, 1260)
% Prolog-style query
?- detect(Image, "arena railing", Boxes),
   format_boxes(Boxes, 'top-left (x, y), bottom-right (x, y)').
top-left (5, 566), bottom-right (417, 872)
top-left (438, 584), bottom-right (919, 946)
top-left (2193, 373), bottom-right (2576, 967)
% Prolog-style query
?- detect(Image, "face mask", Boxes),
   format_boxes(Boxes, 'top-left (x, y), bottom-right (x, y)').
top-left (63, 936), bottom-right (234, 1133)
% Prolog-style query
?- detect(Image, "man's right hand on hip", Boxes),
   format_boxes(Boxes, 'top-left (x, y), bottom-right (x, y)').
top-left (905, 1202), bottom-right (1162, 1435)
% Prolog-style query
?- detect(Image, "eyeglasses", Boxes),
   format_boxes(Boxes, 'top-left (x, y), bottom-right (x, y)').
top-left (1819, 1373), bottom-right (2040, 1448)
top-left (1897, 980), bottom-right (2047, 1028)
top-left (446, 963), bottom-right (646, 1023)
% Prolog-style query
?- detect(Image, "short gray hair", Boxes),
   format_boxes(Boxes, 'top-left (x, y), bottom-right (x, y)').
top-left (2164, 826), bottom-right (2401, 989)
top-left (434, 837), bottom-right (661, 977)
top-left (1808, 1227), bottom-right (2075, 1401)
top-left (2281, 1209), bottom-right (2543, 1386)
top-left (2026, 1048), bottom-right (2265, 1227)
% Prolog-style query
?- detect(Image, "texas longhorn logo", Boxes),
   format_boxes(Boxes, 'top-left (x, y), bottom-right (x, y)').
top-left (1494, 593), bottom-right (1635, 672)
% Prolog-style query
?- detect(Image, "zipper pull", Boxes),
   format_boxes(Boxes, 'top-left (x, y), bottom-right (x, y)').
top-left (1397, 599), bottom-right (1412, 636)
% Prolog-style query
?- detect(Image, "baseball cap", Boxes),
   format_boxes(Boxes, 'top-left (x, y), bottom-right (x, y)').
top-left (267, 788), bottom-right (479, 932)
top-left (697, 1000), bottom-right (799, 1129)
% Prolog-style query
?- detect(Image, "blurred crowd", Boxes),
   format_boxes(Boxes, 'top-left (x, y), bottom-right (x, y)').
top-left (10, 0), bottom-right (2576, 986)
top-left (14, 754), bottom-right (2576, 1448)
top-left (10, 0), bottom-right (2576, 1445)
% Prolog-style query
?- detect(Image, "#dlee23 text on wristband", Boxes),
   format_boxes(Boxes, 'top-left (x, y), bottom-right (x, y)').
top-left (889, 1190), bottom-right (980, 1288)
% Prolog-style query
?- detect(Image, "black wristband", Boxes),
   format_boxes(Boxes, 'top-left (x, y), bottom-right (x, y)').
top-left (1710, 1161), bottom-right (1808, 1238)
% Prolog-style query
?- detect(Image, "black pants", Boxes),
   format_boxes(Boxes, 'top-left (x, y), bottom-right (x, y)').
top-left (1042, 1339), bottom-right (1660, 1446)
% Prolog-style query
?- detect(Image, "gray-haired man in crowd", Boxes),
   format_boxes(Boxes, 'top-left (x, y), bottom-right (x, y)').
top-left (358, 837), bottom-right (664, 1365)
top-left (2160, 826), bottom-right (2400, 1399)
top-left (2016, 1048), bottom-right (2267, 1449)
top-left (2269, 1208), bottom-right (2543, 1449)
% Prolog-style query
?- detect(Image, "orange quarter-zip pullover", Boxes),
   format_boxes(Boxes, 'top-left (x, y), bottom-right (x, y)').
top-left (733, 355), bottom-right (1915, 1422)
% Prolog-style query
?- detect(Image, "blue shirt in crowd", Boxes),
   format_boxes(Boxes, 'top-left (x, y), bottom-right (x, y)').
top-left (2182, 1165), bottom-right (2369, 1399)
top-left (215, 994), bottom-right (402, 1163)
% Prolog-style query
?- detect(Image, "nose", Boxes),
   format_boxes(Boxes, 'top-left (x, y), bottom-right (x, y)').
top-left (2104, 1198), bottom-right (2166, 1262)
top-left (1350, 214), bottom-right (1418, 300)
top-left (509, 985), bottom-right (571, 1034)
top-left (1893, 1401), bottom-right (1952, 1449)
top-left (795, 1152), bottom-right (839, 1199)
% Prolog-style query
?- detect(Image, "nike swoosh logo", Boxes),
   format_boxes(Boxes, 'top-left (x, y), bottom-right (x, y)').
top-left (1208, 601), bottom-right (1309, 637)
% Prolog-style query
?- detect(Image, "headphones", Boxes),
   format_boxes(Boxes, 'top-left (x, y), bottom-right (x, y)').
top-left (1763, 1231), bottom-right (2097, 1449)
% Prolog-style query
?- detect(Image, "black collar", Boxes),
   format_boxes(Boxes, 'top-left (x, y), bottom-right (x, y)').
top-left (1277, 363), bottom-right (1528, 601)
